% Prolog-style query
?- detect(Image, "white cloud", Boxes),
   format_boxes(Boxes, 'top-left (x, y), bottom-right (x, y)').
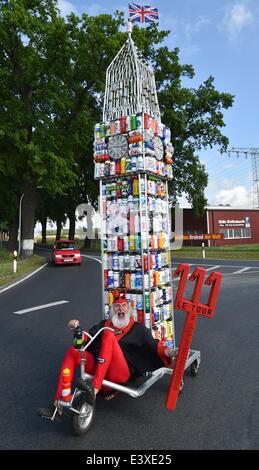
top-left (86, 3), bottom-right (107, 16)
top-left (182, 16), bottom-right (211, 40)
top-left (222, 3), bottom-right (254, 41)
top-left (214, 186), bottom-right (251, 208)
top-left (57, 0), bottom-right (77, 17)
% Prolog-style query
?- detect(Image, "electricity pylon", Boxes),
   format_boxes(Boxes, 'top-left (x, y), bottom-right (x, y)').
top-left (228, 147), bottom-right (259, 208)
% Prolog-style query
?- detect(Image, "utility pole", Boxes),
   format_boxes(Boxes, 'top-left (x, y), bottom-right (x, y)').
top-left (228, 147), bottom-right (259, 208)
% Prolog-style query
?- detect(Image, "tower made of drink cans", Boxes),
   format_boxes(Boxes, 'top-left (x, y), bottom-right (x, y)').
top-left (94, 23), bottom-right (175, 348)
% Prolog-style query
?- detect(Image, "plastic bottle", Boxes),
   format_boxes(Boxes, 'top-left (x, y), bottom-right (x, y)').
top-left (61, 368), bottom-right (72, 402)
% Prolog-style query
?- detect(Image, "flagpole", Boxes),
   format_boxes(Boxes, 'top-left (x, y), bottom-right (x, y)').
top-left (127, 20), bottom-right (133, 37)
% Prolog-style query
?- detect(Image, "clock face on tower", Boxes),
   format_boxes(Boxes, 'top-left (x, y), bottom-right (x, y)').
top-left (108, 135), bottom-right (128, 160)
top-left (154, 136), bottom-right (164, 161)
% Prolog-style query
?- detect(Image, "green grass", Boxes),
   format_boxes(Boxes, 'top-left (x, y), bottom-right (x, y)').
top-left (0, 248), bottom-right (45, 288)
top-left (172, 244), bottom-right (259, 260)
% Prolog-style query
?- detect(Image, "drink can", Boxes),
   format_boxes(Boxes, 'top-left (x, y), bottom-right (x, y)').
top-left (136, 272), bottom-right (143, 289)
top-left (125, 272), bottom-right (131, 289)
top-left (115, 119), bottom-right (121, 134)
top-left (126, 157), bottom-right (131, 173)
top-left (104, 304), bottom-right (110, 320)
top-left (123, 236), bottom-right (129, 251)
top-left (135, 254), bottom-right (142, 269)
top-left (137, 294), bottom-right (143, 310)
top-left (135, 235), bottom-right (141, 250)
top-left (108, 270), bottom-right (114, 288)
top-left (144, 273), bottom-right (149, 289)
top-left (130, 273), bottom-right (136, 289)
top-left (113, 237), bottom-right (118, 252)
top-left (126, 116), bottom-right (131, 132)
top-left (144, 113), bottom-right (150, 130)
top-left (143, 254), bottom-right (148, 271)
top-left (131, 115), bottom-right (137, 130)
top-left (127, 179), bottom-right (133, 195)
top-left (120, 116), bottom-right (127, 134)
top-left (131, 156), bottom-right (137, 171)
top-left (137, 310), bottom-right (144, 323)
top-left (145, 313), bottom-right (150, 329)
top-left (119, 271), bottom-right (125, 287)
top-left (131, 293), bottom-right (137, 309)
top-left (103, 253), bottom-right (108, 270)
top-left (104, 162), bottom-right (110, 177)
top-left (110, 161), bottom-right (116, 175)
top-left (144, 292), bottom-right (150, 312)
top-left (105, 121), bottom-right (111, 136)
top-left (114, 272), bottom-right (119, 288)
top-left (109, 121), bottom-right (115, 135)
top-left (154, 307), bottom-right (160, 322)
top-left (113, 252), bottom-right (119, 270)
top-left (129, 235), bottom-right (135, 251)
top-left (130, 254), bottom-right (136, 270)
top-left (95, 123), bottom-right (101, 139)
top-left (100, 123), bottom-right (106, 138)
top-left (137, 155), bottom-right (143, 170)
top-left (136, 113), bottom-right (143, 131)
top-left (94, 163), bottom-right (100, 179)
top-left (104, 270), bottom-right (108, 288)
top-left (150, 291), bottom-right (156, 308)
top-left (124, 254), bottom-right (130, 270)
top-left (99, 163), bottom-right (105, 177)
top-left (118, 238), bottom-right (124, 252)
top-left (157, 122), bottom-right (164, 138)
top-left (119, 254), bottom-right (124, 271)
top-left (133, 179), bottom-right (139, 196)
top-left (115, 161), bottom-right (121, 175)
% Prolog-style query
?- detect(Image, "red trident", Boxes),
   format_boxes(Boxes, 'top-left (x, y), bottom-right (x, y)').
top-left (166, 263), bottom-right (222, 411)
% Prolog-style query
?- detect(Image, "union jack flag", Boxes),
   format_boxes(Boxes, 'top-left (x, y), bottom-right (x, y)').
top-left (129, 2), bottom-right (159, 24)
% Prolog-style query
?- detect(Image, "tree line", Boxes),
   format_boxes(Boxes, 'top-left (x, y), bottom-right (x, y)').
top-left (0, 0), bottom-right (234, 256)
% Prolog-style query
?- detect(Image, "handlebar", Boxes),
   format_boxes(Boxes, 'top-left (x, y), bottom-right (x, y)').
top-left (81, 327), bottom-right (115, 352)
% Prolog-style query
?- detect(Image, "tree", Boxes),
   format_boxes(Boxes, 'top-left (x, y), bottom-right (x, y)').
top-left (0, 0), bottom-right (76, 256)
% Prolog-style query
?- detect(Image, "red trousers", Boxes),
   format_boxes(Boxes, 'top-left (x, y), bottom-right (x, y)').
top-left (54, 330), bottom-right (130, 400)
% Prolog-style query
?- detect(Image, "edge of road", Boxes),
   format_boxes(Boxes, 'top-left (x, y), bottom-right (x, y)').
top-left (0, 250), bottom-right (102, 295)
top-left (0, 262), bottom-right (48, 295)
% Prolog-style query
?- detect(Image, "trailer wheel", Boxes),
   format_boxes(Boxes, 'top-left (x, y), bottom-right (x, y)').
top-left (72, 394), bottom-right (95, 436)
top-left (190, 360), bottom-right (200, 377)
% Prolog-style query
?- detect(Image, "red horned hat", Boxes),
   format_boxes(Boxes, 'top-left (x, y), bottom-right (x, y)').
top-left (112, 289), bottom-right (128, 304)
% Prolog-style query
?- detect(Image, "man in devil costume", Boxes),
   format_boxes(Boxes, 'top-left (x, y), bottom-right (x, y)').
top-left (38, 290), bottom-right (176, 419)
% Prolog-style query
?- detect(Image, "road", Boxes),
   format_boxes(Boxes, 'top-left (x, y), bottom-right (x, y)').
top-left (0, 252), bottom-right (258, 450)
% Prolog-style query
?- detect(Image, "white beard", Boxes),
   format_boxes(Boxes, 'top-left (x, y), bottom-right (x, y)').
top-left (111, 312), bottom-right (130, 329)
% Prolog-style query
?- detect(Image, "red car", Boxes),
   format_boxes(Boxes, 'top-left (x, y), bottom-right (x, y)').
top-left (52, 240), bottom-right (82, 266)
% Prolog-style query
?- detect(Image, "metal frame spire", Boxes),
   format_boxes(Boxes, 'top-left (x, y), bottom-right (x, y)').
top-left (102, 22), bottom-right (160, 122)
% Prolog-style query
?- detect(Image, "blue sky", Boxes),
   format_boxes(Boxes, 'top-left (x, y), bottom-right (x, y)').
top-left (58, 0), bottom-right (259, 208)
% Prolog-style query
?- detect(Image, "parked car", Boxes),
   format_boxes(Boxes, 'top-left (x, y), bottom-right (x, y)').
top-left (52, 240), bottom-right (82, 266)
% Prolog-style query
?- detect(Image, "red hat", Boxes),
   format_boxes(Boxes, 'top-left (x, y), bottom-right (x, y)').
top-left (112, 289), bottom-right (128, 304)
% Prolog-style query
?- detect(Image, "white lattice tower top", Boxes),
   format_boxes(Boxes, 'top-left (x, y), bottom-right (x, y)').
top-left (103, 24), bottom-right (161, 122)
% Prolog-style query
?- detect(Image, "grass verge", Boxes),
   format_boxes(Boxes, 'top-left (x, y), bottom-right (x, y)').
top-left (171, 244), bottom-right (259, 260)
top-left (0, 248), bottom-right (45, 288)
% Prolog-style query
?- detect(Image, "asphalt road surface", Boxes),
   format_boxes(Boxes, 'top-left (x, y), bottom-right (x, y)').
top-left (0, 253), bottom-right (258, 450)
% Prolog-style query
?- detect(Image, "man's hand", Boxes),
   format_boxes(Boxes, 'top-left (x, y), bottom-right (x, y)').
top-left (165, 348), bottom-right (177, 359)
top-left (68, 319), bottom-right (80, 330)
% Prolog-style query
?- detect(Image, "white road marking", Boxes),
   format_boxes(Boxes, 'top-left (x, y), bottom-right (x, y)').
top-left (14, 300), bottom-right (69, 315)
top-left (0, 263), bottom-right (48, 295)
top-left (231, 267), bottom-right (252, 275)
top-left (205, 265), bottom-right (221, 272)
top-left (81, 254), bottom-right (102, 264)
